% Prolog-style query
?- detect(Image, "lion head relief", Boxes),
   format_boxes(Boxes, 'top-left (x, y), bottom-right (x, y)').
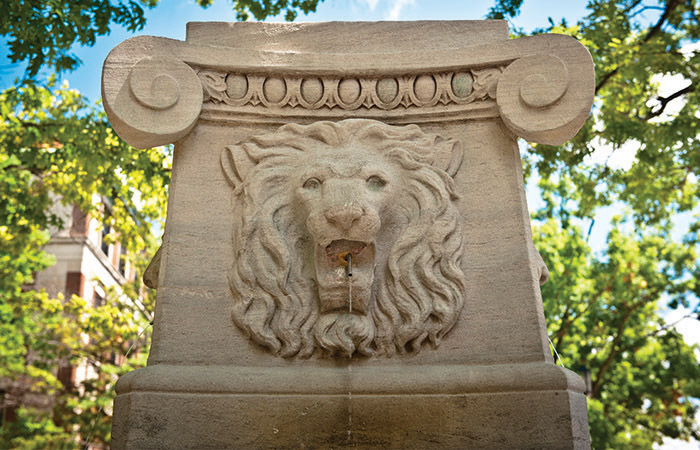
top-left (221, 119), bottom-right (467, 358)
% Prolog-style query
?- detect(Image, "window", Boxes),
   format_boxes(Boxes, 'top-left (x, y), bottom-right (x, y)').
top-left (57, 364), bottom-right (76, 389)
top-left (100, 223), bottom-right (110, 256)
top-left (118, 245), bottom-right (127, 276)
top-left (93, 291), bottom-right (104, 308)
top-left (0, 390), bottom-right (5, 426)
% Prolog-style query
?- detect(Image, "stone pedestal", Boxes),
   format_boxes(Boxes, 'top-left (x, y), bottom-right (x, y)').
top-left (103, 21), bottom-right (594, 449)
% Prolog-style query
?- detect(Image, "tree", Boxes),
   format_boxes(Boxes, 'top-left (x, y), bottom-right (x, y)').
top-left (0, 0), bottom-right (325, 78)
top-left (489, 0), bottom-right (700, 448)
top-left (0, 2), bottom-right (325, 447)
top-left (533, 177), bottom-right (700, 448)
top-left (0, 79), bottom-right (169, 447)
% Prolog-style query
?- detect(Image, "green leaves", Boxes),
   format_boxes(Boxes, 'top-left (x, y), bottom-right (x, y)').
top-left (536, 213), bottom-right (700, 448)
top-left (485, 0), bottom-right (525, 19)
top-left (523, 6), bottom-right (700, 444)
top-left (534, 176), bottom-right (700, 448)
top-left (529, 0), bottom-right (700, 228)
top-left (0, 79), bottom-right (164, 447)
top-left (0, 1), bottom-right (153, 77)
top-left (0, 79), bottom-right (171, 253)
top-left (195, 0), bottom-right (322, 21)
top-left (0, 0), bottom-right (327, 78)
top-left (0, 0), bottom-right (327, 445)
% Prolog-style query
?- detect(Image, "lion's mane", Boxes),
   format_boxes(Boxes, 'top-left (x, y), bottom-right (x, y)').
top-left (225, 119), bottom-right (466, 358)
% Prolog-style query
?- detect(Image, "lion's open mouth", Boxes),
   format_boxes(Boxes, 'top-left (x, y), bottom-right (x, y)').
top-left (314, 239), bottom-right (375, 313)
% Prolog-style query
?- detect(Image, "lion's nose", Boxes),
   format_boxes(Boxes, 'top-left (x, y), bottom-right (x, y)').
top-left (325, 206), bottom-right (364, 230)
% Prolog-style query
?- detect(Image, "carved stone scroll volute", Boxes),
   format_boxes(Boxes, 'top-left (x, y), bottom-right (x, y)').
top-left (102, 41), bottom-right (203, 149)
top-left (497, 48), bottom-right (594, 145)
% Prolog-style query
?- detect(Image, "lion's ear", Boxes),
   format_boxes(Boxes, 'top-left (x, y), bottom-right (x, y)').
top-left (444, 140), bottom-right (464, 178)
top-left (221, 145), bottom-right (257, 187)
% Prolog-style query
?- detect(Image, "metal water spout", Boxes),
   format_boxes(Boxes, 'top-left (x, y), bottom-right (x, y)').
top-left (338, 252), bottom-right (353, 313)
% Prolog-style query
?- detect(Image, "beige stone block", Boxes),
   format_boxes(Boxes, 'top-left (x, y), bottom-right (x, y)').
top-left (103, 20), bottom-right (595, 449)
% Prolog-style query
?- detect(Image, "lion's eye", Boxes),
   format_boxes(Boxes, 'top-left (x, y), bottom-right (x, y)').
top-left (303, 178), bottom-right (321, 189)
top-left (367, 175), bottom-right (386, 191)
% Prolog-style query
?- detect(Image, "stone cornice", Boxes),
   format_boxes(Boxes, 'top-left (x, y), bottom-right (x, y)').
top-left (116, 362), bottom-right (585, 395)
top-left (102, 27), bottom-right (594, 148)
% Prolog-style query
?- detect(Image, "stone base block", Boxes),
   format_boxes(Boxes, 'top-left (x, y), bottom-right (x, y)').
top-left (111, 363), bottom-right (590, 449)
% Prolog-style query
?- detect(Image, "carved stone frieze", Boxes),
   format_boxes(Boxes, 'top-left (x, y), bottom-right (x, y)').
top-left (221, 119), bottom-right (466, 358)
top-left (196, 67), bottom-right (503, 111)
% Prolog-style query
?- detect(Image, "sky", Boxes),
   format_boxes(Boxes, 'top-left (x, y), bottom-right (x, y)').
top-left (0, 0), bottom-right (591, 99)
top-left (1, 2), bottom-right (698, 447)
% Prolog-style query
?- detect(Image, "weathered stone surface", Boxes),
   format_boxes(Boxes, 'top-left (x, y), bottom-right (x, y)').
top-left (221, 119), bottom-right (466, 358)
top-left (103, 20), bottom-right (594, 449)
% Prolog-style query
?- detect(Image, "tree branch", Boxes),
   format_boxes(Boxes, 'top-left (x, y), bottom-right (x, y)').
top-left (643, 83), bottom-right (694, 121)
top-left (622, 0), bottom-right (646, 15)
top-left (596, 69), bottom-right (619, 94)
top-left (630, 5), bottom-right (668, 17)
top-left (591, 299), bottom-right (645, 398)
top-left (642, 0), bottom-right (680, 43)
top-left (2, 164), bottom-right (45, 177)
top-left (553, 302), bottom-right (573, 350)
top-left (595, 0), bottom-right (682, 94)
top-left (553, 279), bottom-right (613, 349)
top-left (617, 311), bottom-right (698, 354)
top-left (590, 311), bottom-right (630, 398)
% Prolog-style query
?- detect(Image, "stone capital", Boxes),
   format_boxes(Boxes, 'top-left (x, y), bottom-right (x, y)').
top-left (102, 21), bottom-right (594, 149)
